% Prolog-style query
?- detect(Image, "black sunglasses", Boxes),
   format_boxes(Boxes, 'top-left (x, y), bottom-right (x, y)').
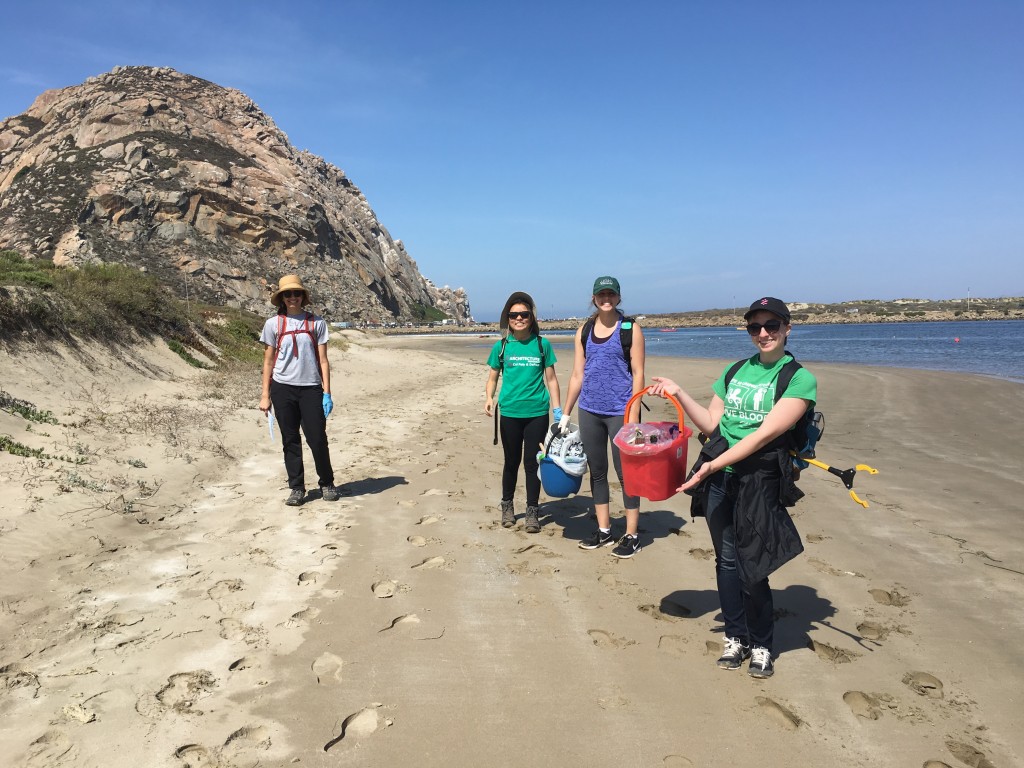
top-left (508, 311), bottom-right (532, 320)
top-left (746, 319), bottom-right (783, 335)
top-left (281, 290), bottom-right (304, 298)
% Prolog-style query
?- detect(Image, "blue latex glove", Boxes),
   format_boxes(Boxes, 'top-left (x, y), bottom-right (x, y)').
top-left (323, 393), bottom-right (334, 418)
top-left (552, 407), bottom-right (563, 423)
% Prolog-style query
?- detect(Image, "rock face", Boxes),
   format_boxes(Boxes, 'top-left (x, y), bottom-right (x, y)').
top-left (0, 66), bottom-right (471, 324)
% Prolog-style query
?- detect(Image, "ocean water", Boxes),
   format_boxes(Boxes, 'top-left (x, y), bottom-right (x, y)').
top-left (636, 320), bottom-right (1024, 383)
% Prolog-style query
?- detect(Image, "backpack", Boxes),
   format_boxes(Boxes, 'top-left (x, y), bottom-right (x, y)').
top-left (276, 312), bottom-right (324, 384)
top-left (722, 352), bottom-right (823, 472)
top-left (580, 314), bottom-right (636, 372)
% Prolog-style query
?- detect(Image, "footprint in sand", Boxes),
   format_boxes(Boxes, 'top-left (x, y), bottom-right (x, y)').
top-left (808, 558), bottom-right (864, 577)
top-left (218, 618), bottom-right (266, 646)
top-left (378, 614), bottom-right (421, 633)
top-left (173, 743), bottom-right (217, 767)
top-left (420, 488), bottom-right (449, 497)
top-left (856, 621), bottom-right (890, 641)
top-left (565, 585), bottom-right (580, 597)
top-left (869, 588), bottom-right (911, 606)
top-left (298, 571), bottom-right (322, 586)
top-left (663, 757), bottom-right (694, 768)
top-left (922, 762), bottom-right (952, 768)
top-left (755, 697), bottom-right (803, 730)
top-left (155, 671), bottom-right (217, 713)
top-left (372, 579), bottom-right (399, 598)
top-left (807, 637), bottom-right (861, 664)
top-left (514, 544), bottom-right (559, 558)
top-left (324, 704), bottom-right (391, 750)
top-left (688, 547), bottom-right (713, 560)
top-left (587, 629), bottom-right (636, 649)
top-left (24, 730), bottom-right (77, 766)
top-left (805, 533), bottom-right (830, 543)
top-left (597, 692), bottom-right (631, 710)
top-left (228, 657), bottom-right (259, 673)
top-left (658, 635), bottom-right (689, 657)
top-left (705, 640), bottom-right (722, 657)
top-left (219, 725), bottom-right (272, 763)
top-left (843, 690), bottom-right (882, 720)
top-left (1, 663), bottom-right (41, 703)
top-left (416, 515), bottom-right (442, 526)
top-left (287, 607), bottom-right (321, 626)
top-left (411, 556), bottom-right (447, 570)
top-left (903, 671), bottom-right (943, 699)
top-left (945, 740), bottom-right (996, 768)
top-left (311, 652), bottom-right (344, 683)
top-left (407, 535), bottom-right (427, 547)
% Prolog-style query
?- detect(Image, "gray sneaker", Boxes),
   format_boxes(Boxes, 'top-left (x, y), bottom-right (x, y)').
top-left (524, 505), bottom-right (541, 533)
top-left (500, 500), bottom-right (515, 528)
top-left (321, 485), bottom-right (341, 502)
top-left (285, 488), bottom-right (305, 506)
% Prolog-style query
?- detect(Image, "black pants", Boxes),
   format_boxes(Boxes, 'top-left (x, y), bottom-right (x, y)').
top-left (499, 414), bottom-right (548, 506)
top-left (270, 380), bottom-right (334, 491)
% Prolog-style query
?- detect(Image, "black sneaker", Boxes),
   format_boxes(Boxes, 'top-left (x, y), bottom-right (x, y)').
top-left (285, 488), bottom-right (305, 506)
top-left (579, 529), bottom-right (616, 550)
top-left (500, 500), bottom-right (515, 528)
top-left (610, 534), bottom-right (641, 559)
top-left (716, 636), bottom-right (751, 669)
top-left (321, 485), bottom-right (341, 502)
top-left (748, 646), bottom-right (774, 678)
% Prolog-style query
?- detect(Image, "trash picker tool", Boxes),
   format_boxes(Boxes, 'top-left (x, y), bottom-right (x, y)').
top-left (797, 454), bottom-right (878, 508)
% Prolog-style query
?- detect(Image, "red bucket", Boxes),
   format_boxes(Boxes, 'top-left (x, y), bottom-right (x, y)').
top-left (614, 388), bottom-right (693, 501)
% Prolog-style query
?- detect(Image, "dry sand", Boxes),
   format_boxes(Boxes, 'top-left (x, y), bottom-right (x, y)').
top-left (0, 330), bottom-right (1021, 768)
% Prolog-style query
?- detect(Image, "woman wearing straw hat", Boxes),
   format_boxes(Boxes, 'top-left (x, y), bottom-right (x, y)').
top-left (259, 275), bottom-right (341, 506)
top-left (484, 291), bottom-right (561, 533)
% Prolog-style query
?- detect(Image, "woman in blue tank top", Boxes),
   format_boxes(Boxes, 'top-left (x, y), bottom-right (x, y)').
top-left (561, 276), bottom-right (646, 558)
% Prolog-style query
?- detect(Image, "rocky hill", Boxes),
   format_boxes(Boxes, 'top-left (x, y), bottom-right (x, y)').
top-left (0, 66), bottom-right (471, 325)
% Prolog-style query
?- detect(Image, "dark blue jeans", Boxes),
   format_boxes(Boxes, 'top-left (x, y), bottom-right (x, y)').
top-left (705, 472), bottom-right (775, 651)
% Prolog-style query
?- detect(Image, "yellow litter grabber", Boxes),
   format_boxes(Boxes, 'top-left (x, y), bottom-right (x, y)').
top-left (796, 455), bottom-right (879, 508)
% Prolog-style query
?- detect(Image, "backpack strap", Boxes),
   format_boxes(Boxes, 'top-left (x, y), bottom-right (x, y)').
top-left (580, 313), bottom-right (634, 371)
top-left (773, 352), bottom-right (801, 403)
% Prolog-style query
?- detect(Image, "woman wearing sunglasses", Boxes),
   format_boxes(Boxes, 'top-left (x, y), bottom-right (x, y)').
top-left (647, 297), bottom-right (816, 679)
top-left (484, 291), bottom-right (561, 533)
top-left (259, 274), bottom-right (341, 506)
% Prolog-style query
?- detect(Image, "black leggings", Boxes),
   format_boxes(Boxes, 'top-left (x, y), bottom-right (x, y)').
top-left (271, 380), bottom-right (335, 491)
top-left (499, 414), bottom-right (548, 506)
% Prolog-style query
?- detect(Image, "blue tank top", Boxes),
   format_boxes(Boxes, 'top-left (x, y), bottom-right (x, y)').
top-left (578, 317), bottom-right (632, 416)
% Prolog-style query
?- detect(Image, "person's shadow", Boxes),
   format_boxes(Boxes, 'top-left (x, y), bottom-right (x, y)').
top-left (541, 496), bottom-right (687, 549)
top-left (315, 475), bottom-right (407, 498)
top-left (659, 582), bottom-right (874, 657)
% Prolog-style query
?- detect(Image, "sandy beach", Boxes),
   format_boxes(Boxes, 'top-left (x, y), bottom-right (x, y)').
top-left (1, 330), bottom-right (1022, 768)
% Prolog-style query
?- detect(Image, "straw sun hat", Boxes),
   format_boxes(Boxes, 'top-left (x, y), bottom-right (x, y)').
top-left (270, 274), bottom-right (310, 308)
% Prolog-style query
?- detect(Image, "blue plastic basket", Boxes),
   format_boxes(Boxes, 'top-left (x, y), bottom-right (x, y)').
top-left (539, 457), bottom-right (583, 498)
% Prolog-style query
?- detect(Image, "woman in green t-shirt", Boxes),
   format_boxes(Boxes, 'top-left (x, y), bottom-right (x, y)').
top-left (484, 291), bottom-right (562, 534)
top-left (648, 297), bottom-right (817, 680)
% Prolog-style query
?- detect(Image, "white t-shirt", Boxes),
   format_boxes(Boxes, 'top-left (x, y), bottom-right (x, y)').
top-left (260, 312), bottom-right (329, 387)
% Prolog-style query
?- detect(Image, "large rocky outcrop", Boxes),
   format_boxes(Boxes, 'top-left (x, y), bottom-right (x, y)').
top-left (0, 66), bottom-right (471, 324)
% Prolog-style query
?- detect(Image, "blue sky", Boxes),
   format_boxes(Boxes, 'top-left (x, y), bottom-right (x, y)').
top-left (2, 1), bottom-right (1022, 320)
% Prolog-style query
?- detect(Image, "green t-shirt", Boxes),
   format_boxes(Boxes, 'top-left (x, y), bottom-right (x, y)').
top-left (487, 335), bottom-right (557, 418)
top-left (711, 353), bottom-right (817, 448)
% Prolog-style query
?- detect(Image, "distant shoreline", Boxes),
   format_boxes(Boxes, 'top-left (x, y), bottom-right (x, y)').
top-left (381, 311), bottom-right (1024, 335)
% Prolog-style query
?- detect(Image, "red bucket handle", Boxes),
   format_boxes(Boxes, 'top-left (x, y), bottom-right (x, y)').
top-left (624, 386), bottom-right (686, 430)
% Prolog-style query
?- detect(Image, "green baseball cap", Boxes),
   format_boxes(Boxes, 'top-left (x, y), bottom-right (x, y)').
top-left (592, 276), bottom-right (620, 294)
